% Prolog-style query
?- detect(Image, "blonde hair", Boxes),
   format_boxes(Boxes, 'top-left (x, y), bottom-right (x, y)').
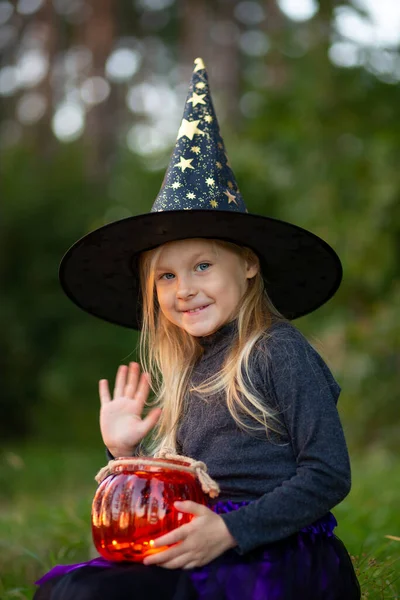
top-left (138, 239), bottom-right (288, 454)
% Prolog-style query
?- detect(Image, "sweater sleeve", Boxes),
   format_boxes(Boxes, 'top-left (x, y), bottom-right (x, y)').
top-left (105, 447), bottom-right (115, 461)
top-left (220, 324), bottom-right (351, 554)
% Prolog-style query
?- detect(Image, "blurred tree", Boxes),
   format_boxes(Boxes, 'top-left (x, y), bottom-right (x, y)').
top-left (82, 0), bottom-right (117, 178)
top-left (179, 0), bottom-right (241, 119)
top-left (30, 0), bottom-right (57, 151)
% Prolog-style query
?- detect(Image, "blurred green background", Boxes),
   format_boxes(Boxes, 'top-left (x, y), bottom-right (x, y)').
top-left (1, 0), bottom-right (399, 597)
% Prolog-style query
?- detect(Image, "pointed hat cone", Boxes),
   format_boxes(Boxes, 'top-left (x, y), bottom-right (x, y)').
top-left (152, 57), bottom-right (247, 214)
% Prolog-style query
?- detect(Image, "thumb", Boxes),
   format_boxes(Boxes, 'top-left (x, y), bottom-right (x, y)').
top-left (140, 407), bottom-right (162, 435)
top-left (173, 500), bottom-right (208, 516)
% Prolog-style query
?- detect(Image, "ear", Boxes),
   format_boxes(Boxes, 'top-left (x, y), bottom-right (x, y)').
top-left (245, 257), bottom-right (259, 280)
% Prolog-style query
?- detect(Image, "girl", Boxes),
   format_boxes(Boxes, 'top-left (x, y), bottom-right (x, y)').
top-left (34, 59), bottom-right (361, 599)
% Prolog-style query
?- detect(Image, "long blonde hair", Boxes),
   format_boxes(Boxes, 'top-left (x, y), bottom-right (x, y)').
top-left (138, 239), bottom-right (287, 454)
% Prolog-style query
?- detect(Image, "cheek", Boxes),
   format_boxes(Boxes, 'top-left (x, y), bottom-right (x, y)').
top-left (155, 287), bottom-right (165, 308)
top-left (217, 280), bottom-right (246, 308)
top-left (214, 272), bottom-right (241, 293)
top-left (156, 287), bottom-right (173, 310)
top-left (212, 280), bottom-right (238, 304)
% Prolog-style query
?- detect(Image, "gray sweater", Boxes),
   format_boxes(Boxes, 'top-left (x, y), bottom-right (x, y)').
top-left (108, 320), bottom-right (351, 555)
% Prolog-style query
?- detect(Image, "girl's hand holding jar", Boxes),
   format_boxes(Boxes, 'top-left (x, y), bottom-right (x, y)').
top-left (99, 362), bottom-right (162, 458)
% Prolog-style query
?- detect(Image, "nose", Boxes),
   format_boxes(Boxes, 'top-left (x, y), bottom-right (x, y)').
top-left (176, 275), bottom-right (197, 300)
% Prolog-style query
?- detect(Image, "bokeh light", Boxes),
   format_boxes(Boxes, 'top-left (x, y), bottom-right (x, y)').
top-left (0, 1), bottom-right (13, 25)
top-left (335, 6), bottom-right (377, 46)
top-left (16, 92), bottom-right (47, 124)
top-left (52, 102), bottom-right (85, 142)
top-left (135, 0), bottom-right (174, 11)
top-left (80, 76), bottom-right (110, 105)
top-left (358, 0), bottom-right (400, 47)
top-left (16, 0), bottom-right (44, 16)
top-left (126, 80), bottom-right (177, 116)
top-left (17, 49), bottom-right (49, 88)
top-left (239, 31), bottom-right (269, 57)
top-left (335, 2), bottom-right (400, 48)
top-left (278, 0), bottom-right (318, 22)
top-left (53, 0), bottom-right (86, 19)
top-left (105, 48), bottom-right (141, 82)
top-left (126, 122), bottom-right (172, 156)
top-left (329, 42), bottom-right (361, 69)
top-left (64, 46), bottom-right (92, 78)
top-left (234, 2), bottom-right (265, 26)
top-left (367, 49), bottom-right (400, 83)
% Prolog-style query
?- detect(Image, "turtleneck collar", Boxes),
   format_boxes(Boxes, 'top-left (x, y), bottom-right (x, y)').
top-left (196, 319), bottom-right (238, 360)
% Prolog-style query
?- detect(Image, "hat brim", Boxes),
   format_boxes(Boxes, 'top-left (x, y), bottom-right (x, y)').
top-left (59, 210), bottom-right (342, 329)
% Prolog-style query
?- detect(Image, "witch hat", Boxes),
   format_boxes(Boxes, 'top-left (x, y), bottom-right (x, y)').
top-left (59, 58), bottom-right (342, 329)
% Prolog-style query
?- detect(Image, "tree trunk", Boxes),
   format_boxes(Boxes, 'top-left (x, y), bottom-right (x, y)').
top-left (178, 0), bottom-right (241, 124)
top-left (30, 0), bottom-right (58, 154)
top-left (81, 0), bottom-right (117, 180)
top-left (263, 0), bottom-right (288, 89)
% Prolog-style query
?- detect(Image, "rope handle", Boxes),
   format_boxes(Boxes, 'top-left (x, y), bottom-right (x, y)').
top-left (95, 447), bottom-right (220, 499)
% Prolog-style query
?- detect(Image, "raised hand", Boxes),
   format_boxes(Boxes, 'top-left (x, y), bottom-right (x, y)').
top-left (99, 362), bottom-right (161, 458)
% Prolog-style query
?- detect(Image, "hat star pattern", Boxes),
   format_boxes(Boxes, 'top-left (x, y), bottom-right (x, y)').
top-left (151, 58), bottom-right (247, 214)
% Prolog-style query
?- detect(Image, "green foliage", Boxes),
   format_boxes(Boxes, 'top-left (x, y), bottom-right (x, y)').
top-left (0, 445), bottom-right (100, 598)
top-left (229, 57), bottom-right (400, 452)
top-left (0, 145), bottom-right (150, 443)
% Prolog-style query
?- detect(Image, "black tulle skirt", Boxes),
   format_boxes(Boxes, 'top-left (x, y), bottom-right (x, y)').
top-left (33, 502), bottom-right (360, 600)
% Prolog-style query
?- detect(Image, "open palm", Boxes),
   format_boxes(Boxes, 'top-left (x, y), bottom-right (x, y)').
top-left (99, 362), bottom-right (161, 458)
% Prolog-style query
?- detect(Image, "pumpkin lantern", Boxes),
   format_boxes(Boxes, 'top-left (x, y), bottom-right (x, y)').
top-left (92, 454), bottom-right (220, 563)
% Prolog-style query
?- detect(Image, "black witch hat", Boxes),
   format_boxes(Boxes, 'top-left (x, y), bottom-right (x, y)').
top-left (60, 58), bottom-right (342, 329)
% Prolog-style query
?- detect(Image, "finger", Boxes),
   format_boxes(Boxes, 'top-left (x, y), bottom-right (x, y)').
top-left (113, 365), bottom-right (128, 398)
top-left (173, 501), bottom-right (208, 516)
top-left (140, 408), bottom-right (162, 436)
top-left (152, 522), bottom-right (188, 548)
top-left (143, 544), bottom-right (188, 566)
top-left (126, 362), bottom-right (140, 396)
top-left (125, 383), bottom-right (136, 399)
top-left (99, 380), bottom-right (111, 405)
top-left (182, 562), bottom-right (198, 570)
top-left (133, 372), bottom-right (151, 408)
top-left (158, 554), bottom-right (196, 570)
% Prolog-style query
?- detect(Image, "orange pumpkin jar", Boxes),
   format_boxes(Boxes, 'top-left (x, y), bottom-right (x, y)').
top-left (92, 457), bottom-right (210, 563)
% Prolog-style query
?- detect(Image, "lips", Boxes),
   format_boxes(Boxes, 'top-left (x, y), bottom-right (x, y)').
top-left (182, 305), bottom-right (209, 313)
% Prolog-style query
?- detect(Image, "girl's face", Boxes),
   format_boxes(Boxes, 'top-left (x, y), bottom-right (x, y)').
top-left (154, 238), bottom-right (258, 337)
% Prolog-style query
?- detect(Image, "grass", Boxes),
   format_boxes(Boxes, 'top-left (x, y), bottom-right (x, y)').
top-left (0, 444), bottom-right (399, 599)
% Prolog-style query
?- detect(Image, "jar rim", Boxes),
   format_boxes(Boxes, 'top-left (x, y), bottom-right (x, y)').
top-left (107, 457), bottom-right (196, 477)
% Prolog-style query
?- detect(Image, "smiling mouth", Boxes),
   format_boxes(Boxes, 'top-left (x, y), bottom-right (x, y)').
top-left (183, 305), bottom-right (209, 314)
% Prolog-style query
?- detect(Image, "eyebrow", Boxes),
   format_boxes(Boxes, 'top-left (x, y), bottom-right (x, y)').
top-left (155, 251), bottom-right (212, 272)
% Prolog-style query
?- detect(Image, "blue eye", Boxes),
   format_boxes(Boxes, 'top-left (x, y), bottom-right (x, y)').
top-left (158, 263), bottom-right (210, 280)
top-left (196, 262), bottom-right (210, 271)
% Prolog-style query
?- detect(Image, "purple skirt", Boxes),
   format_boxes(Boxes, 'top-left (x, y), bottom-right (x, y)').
top-left (33, 502), bottom-right (360, 600)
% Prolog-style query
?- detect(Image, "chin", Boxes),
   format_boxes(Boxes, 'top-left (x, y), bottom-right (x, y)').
top-left (183, 321), bottom-right (221, 337)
